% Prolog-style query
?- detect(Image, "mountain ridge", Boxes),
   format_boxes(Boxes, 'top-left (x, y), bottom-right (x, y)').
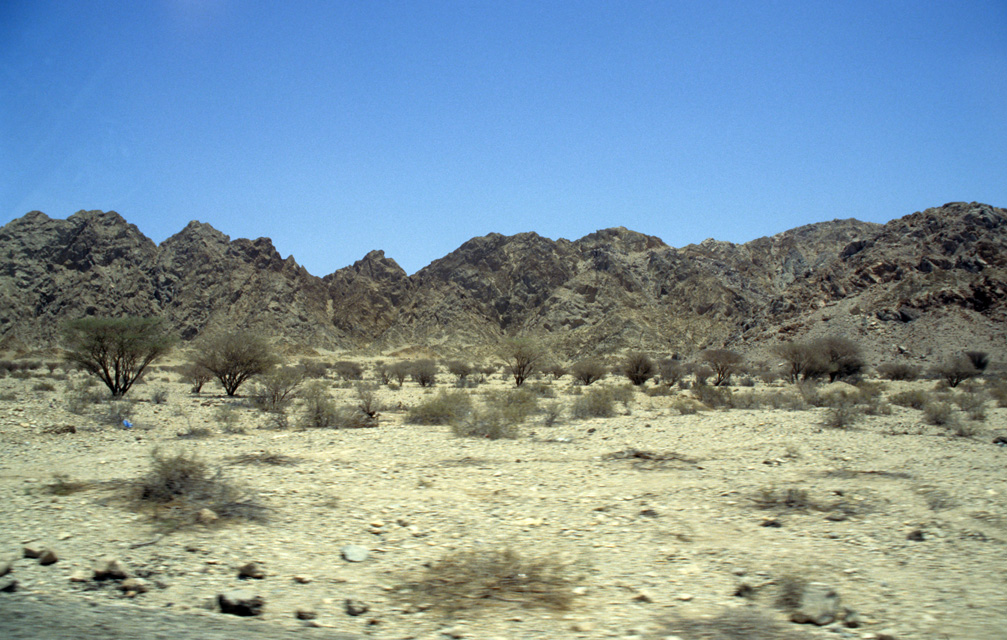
top-left (1, 203), bottom-right (1003, 363)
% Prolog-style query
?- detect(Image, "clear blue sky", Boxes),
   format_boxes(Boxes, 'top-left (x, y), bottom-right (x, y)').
top-left (2, 1), bottom-right (1005, 275)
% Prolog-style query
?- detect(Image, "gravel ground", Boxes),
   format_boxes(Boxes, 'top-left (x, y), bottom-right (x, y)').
top-left (2, 366), bottom-right (1006, 639)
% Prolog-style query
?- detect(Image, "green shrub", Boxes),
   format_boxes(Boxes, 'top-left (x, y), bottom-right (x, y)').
top-left (701, 349), bottom-right (743, 386)
top-left (32, 380), bottom-right (56, 392)
top-left (410, 359), bottom-right (438, 387)
top-left (822, 401), bottom-right (862, 429)
top-left (299, 382), bottom-right (339, 428)
top-left (622, 352), bottom-right (656, 386)
top-left (62, 316), bottom-right (175, 397)
top-left (693, 384), bottom-right (731, 409)
top-left (571, 387), bottom-right (615, 419)
top-left (407, 390), bottom-right (472, 425)
top-left (250, 366), bottom-right (304, 413)
top-left (932, 355), bottom-right (980, 388)
top-left (485, 388), bottom-right (540, 424)
top-left (332, 360), bottom-right (364, 381)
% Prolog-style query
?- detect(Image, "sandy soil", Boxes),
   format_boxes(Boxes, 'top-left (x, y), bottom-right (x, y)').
top-left (1, 363), bottom-right (1005, 640)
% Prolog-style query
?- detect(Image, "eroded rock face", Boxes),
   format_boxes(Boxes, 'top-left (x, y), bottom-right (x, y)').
top-left (0, 203), bottom-right (1004, 361)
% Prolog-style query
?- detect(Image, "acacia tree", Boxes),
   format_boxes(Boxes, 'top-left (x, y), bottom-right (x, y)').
top-left (622, 352), bottom-right (656, 386)
top-left (195, 331), bottom-right (277, 396)
top-left (500, 338), bottom-right (542, 387)
top-left (63, 316), bottom-right (175, 397)
top-left (701, 349), bottom-right (742, 386)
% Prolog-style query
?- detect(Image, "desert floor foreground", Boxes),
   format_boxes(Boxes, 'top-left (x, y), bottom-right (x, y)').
top-left (1, 364), bottom-right (1006, 640)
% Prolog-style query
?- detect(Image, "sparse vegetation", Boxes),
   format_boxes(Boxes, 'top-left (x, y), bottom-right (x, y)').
top-left (62, 316), bottom-right (175, 397)
top-left (500, 337), bottom-right (543, 387)
top-left (393, 547), bottom-right (579, 613)
top-left (181, 362), bottom-right (213, 393)
top-left (702, 349), bottom-right (743, 386)
top-left (409, 359), bottom-right (438, 387)
top-left (622, 352), bottom-right (656, 386)
top-left (195, 331), bottom-right (278, 396)
top-left (571, 359), bottom-right (606, 386)
top-left (878, 361), bottom-right (920, 381)
top-left (332, 360), bottom-right (364, 381)
top-left (250, 366), bottom-right (304, 412)
top-left (406, 390), bottom-right (473, 425)
top-left (933, 354), bottom-right (981, 388)
top-left (571, 387), bottom-right (615, 418)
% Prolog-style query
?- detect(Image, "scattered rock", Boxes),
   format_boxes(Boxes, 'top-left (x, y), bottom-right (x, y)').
top-left (238, 562), bottom-right (265, 579)
top-left (295, 608), bottom-right (318, 620)
top-left (38, 548), bottom-right (59, 565)
top-left (69, 569), bottom-right (91, 583)
top-left (93, 557), bottom-right (130, 581)
top-left (789, 582), bottom-right (841, 625)
top-left (22, 543), bottom-right (46, 559)
top-left (340, 545), bottom-right (368, 562)
top-left (0, 578), bottom-right (18, 593)
top-left (992, 436), bottom-right (1007, 446)
top-left (345, 598), bottom-right (369, 616)
top-left (195, 508), bottom-right (219, 525)
top-left (218, 589), bottom-right (264, 616)
top-left (631, 589), bottom-right (654, 603)
top-left (119, 578), bottom-right (149, 594)
top-left (906, 529), bottom-right (926, 541)
top-left (571, 621), bottom-right (596, 632)
top-left (0, 560), bottom-right (11, 577)
top-left (292, 574), bottom-right (313, 584)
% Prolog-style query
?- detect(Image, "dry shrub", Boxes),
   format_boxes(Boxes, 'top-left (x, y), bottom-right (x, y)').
top-left (571, 359), bottom-right (606, 386)
top-left (954, 386), bottom-right (988, 421)
top-left (230, 450), bottom-right (298, 466)
top-left (890, 389), bottom-right (930, 410)
top-left (251, 366), bottom-right (304, 412)
top-left (410, 359), bottom-right (438, 387)
top-left (752, 487), bottom-right (827, 512)
top-left (701, 349), bottom-right (743, 386)
top-left (922, 401), bottom-right (955, 426)
top-left (989, 380), bottom-right (1007, 408)
top-left (932, 354), bottom-right (980, 388)
top-left (485, 387), bottom-right (540, 423)
top-left (332, 360), bottom-right (364, 381)
top-left (660, 606), bottom-right (812, 640)
top-left (406, 390), bottom-right (473, 425)
top-left (45, 473), bottom-right (91, 496)
top-left (622, 352), bottom-right (656, 385)
top-left (693, 384), bottom-right (731, 409)
top-left (571, 387), bottom-right (615, 418)
top-left (878, 361), bottom-right (920, 381)
top-left (136, 448), bottom-right (266, 523)
top-left (393, 548), bottom-right (580, 613)
top-left (822, 400), bottom-right (862, 429)
top-left (451, 407), bottom-right (522, 439)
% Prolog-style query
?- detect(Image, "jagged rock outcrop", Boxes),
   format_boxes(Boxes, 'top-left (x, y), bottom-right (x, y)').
top-left (0, 203), bottom-right (1003, 363)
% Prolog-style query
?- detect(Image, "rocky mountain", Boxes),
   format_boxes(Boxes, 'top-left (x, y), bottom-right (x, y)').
top-left (0, 202), bottom-right (1003, 364)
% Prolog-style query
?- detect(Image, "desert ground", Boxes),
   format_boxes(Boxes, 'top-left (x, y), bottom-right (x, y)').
top-left (1, 355), bottom-right (1005, 640)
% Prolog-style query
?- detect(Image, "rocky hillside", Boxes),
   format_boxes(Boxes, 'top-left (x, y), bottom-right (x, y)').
top-left (0, 203), bottom-right (1003, 363)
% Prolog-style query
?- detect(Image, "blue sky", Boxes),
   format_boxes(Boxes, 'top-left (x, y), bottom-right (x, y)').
top-left (2, 1), bottom-right (1005, 275)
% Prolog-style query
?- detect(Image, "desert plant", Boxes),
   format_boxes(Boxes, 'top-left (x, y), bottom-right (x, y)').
top-left (445, 360), bottom-right (474, 383)
top-left (355, 383), bottom-right (381, 419)
top-left (195, 331), bottom-right (278, 396)
top-left (540, 363), bottom-right (568, 380)
top-left (214, 404), bottom-right (243, 432)
top-left (393, 547), bottom-right (578, 613)
top-left (332, 360), bottom-right (364, 381)
top-left (932, 354), bottom-right (980, 388)
top-left (621, 352), bottom-right (656, 386)
top-left (964, 350), bottom-right (990, 372)
top-left (702, 349), bottom-right (743, 386)
top-left (658, 358), bottom-right (685, 387)
top-left (485, 387), bottom-right (540, 424)
top-left (299, 382), bottom-right (339, 428)
top-left (692, 363), bottom-right (713, 386)
top-left (136, 448), bottom-right (265, 522)
top-left (542, 401), bottom-right (563, 426)
top-left (923, 401), bottom-right (955, 426)
top-left (104, 400), bottom-right (135, 427)
top-left (150, 387), bottom-right (169, 404)
top-left (500, 337), bottom-right (543, 387)
top-left (406, 390), bottom-right (473, 425)
top-left (62, 316), bottom-right (175, 397)
top-left (410, 359), bottom-right (438, 387)
top-left (451, 407), bottom-right (522, 439)
top-left (878, 361), bottom-right (920, 381)
top-left (250, 366), bottom-right (304, 412)
top-left (818, 336), bottom-right (865, 382)
top-left (389, 361), bottom-right (411, 386)
top-left (693, 384), bottom-right (732, 409)
top-left (32, 380), bottom-right (56, 392)
top-left (571, 359), bottom-right (606, 386)
top-left (822, 400), bottom-right (862, 429)
top-left (181, 362), bottom-right (213, 393)
top-left (299, 360), bottom-right (328, 379)
top-left (890, 389), bottom-right (930, 409)
top-left (571, 387), bottom-right (615, 419)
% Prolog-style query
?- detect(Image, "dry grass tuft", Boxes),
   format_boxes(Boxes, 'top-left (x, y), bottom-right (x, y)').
top-left (659, 606), bottom-right (813, 639)
top-left (393, 547), bottom-right (581, 614)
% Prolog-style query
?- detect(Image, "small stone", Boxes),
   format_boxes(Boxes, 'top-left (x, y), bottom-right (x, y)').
top-left (676, 593), bottom-right (694, 601)
top-left (93, 557), bottom-right (130, 581)
top-left (790, 582), bottom-right (841, 625)
top-left (22, 543), bottom-right (46, 559)
top-left (906, 529), bottom-right (926, 541)
top-left (340, 545), bottom-right (368, 562)
top-left (238, 562), bottom-right (265, 579)
top-left (218, 589), bottom-right (264, 616)
top-left (632, 590), bottom-right (654, 603)
top-left (0, 560), bottom-right (11, 577)
top-left (69, 569), bottom-right (91, 583)
top-left (295, 608), bottom-right (317, 620)
top-left (38, 548), bottom-right (59, 565)
top-left (571, 621), bottom-right (596, 632)
top-left (345, 598), bottom-right (369, 616)
top-left (292, 575), bottom-right (313, 584)
top-left (196, 508), bottom-right (219, 525)
top-left (0, 578), bottom-right (18, 593)
top-left (119, 578), bottom-right (149, 593)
